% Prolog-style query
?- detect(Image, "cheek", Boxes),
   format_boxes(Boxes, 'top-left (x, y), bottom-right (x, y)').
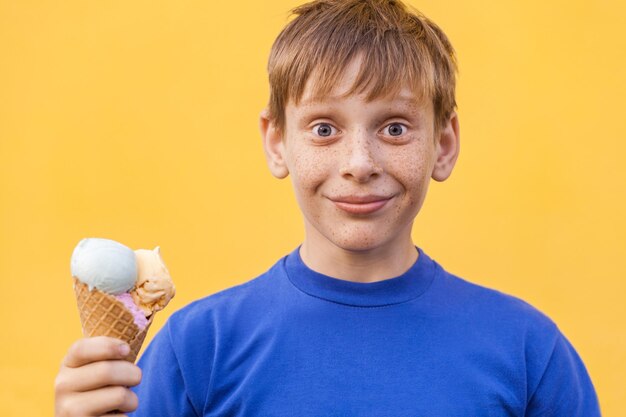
top-left (287, 145), bottom-right (332, 191)
top-left (389, 145), bottom-right (433, 179)
top-left (385, 145), bottom-right (434, 203)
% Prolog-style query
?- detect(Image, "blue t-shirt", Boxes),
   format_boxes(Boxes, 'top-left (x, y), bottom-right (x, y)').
top-left (130, 247), bottom-right (601, 416)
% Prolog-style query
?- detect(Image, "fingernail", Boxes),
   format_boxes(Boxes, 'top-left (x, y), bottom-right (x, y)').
top-left (119, 344), bottom-right (130, 356)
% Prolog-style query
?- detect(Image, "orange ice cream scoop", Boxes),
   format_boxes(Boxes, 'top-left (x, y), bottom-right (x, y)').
top-left (131, 247), bottom-right (175, 316)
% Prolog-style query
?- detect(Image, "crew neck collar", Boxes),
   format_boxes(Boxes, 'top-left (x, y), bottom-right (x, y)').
top-left (283, 246), bottom-right (436, 307)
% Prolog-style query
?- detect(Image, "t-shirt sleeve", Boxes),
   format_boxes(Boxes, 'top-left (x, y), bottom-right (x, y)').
top-left (128, 320), bottom-right (200, 417)
top-left (525, 330), bottom-right (601, 416)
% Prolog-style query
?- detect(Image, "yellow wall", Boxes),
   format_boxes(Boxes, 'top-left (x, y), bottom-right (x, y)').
top-left (1, 0), bottom-right (624, 415)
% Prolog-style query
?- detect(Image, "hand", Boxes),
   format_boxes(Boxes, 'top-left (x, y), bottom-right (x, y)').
top-left (54, 336), bottom-right (142, 417)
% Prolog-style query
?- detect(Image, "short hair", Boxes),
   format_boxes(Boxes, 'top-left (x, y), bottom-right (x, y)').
top-left (266, 0), bottom-right (458, 134)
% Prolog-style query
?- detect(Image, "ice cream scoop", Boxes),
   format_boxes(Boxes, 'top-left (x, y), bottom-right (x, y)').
top-left (131, 247), bottom-right (176, 316)
top-left (70, 238), bottom-right (137, 295)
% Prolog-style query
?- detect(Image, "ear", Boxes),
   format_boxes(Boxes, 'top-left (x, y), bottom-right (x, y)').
top-left (432, 111), bottom-right (460, 182)
top-left (153, 246), bottom-right (161, 255)
top-left (259, 108), bottom-right (289, 179)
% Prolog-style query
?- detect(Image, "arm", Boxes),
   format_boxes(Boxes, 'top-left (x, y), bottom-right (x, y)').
top-left (128, 320), bottom-right (200, 417)
top-left (525, 331), bottom-right (601, 416)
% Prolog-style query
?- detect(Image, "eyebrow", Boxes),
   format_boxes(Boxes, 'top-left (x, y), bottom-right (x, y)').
top-left (299, 94), bottom-right (420, 107)
top-left (295, 104), bottom-right (427, 128)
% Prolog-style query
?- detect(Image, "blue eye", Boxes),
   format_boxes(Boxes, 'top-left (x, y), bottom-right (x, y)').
top-left (384, 123), bottom-right (406, 136)
top-left (313, 123), bottom-right (336, 137)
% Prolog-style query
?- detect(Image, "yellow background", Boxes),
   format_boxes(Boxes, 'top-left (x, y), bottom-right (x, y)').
top-left (1, 0), bottom-right (624, 415)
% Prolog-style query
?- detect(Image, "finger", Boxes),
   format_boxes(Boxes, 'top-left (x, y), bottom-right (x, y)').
top-left (56, 360), bottom-right (141, 394)
top-left (63, 337), bottom-right (131, 368)
top-left (63, 386), bottom-right (138, 416)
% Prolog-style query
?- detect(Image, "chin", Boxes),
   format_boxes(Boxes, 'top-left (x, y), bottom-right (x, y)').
top-left (326, 228), bottom-right (392, 253)
top-left (305, 217), bottom-right (411, 254)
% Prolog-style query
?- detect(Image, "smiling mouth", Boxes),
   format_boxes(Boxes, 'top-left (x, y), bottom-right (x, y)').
top-left (330, 196), bottom-right (393, 215)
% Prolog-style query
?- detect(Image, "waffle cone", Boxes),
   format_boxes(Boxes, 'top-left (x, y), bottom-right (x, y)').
top-left (73, 278), bottom-right (153, 362)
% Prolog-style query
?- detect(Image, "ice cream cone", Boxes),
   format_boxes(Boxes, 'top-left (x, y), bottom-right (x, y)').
top-left (73, 278), bottom-right (152, 362)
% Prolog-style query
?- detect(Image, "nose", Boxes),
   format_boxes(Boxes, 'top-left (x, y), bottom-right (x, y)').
top-left (339, 132), bottom-right (383, 182)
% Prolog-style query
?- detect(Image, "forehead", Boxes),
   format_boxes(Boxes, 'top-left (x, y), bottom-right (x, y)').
top-left (298, 89), bottom-right (425, 109)
top-left (294, 55), bottom-right (429, 111)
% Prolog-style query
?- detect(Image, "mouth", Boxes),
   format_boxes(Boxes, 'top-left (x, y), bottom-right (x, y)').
top-left (329, 195), bottom-right (394, 215)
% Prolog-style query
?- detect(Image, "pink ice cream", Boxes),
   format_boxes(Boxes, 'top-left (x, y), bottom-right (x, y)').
top-left (116, 293), bottom-right (149, 329)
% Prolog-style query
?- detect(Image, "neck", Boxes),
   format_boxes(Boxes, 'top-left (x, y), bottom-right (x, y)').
top-left (300, 225), bottom-right (418, 283)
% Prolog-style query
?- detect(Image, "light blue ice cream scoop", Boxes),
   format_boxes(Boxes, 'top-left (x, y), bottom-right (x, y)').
top-left (70, 238), bottom-right (137, 295)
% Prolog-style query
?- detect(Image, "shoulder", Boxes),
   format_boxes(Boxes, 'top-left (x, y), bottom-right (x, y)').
top-left (430, 260), bottom-right (560, 342)
top-left (134, 261), bottom-right (287, 416)
top-left (429, 260), bottom-right (577, 388)
top-left (166, 256), bottom-right (286, 337)
top-left (431, 261), bottom-right (601, 414)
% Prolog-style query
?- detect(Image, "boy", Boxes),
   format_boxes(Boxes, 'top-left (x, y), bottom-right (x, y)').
top-left (54, 0), bottom-right (601, 415)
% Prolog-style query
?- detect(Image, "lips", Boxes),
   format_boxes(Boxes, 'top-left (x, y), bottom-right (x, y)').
top-left (329, 195), bottom-right (393, 215)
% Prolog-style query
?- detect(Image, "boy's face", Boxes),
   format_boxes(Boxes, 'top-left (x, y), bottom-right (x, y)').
top-left (260, 58), bottom-right (459, 253)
